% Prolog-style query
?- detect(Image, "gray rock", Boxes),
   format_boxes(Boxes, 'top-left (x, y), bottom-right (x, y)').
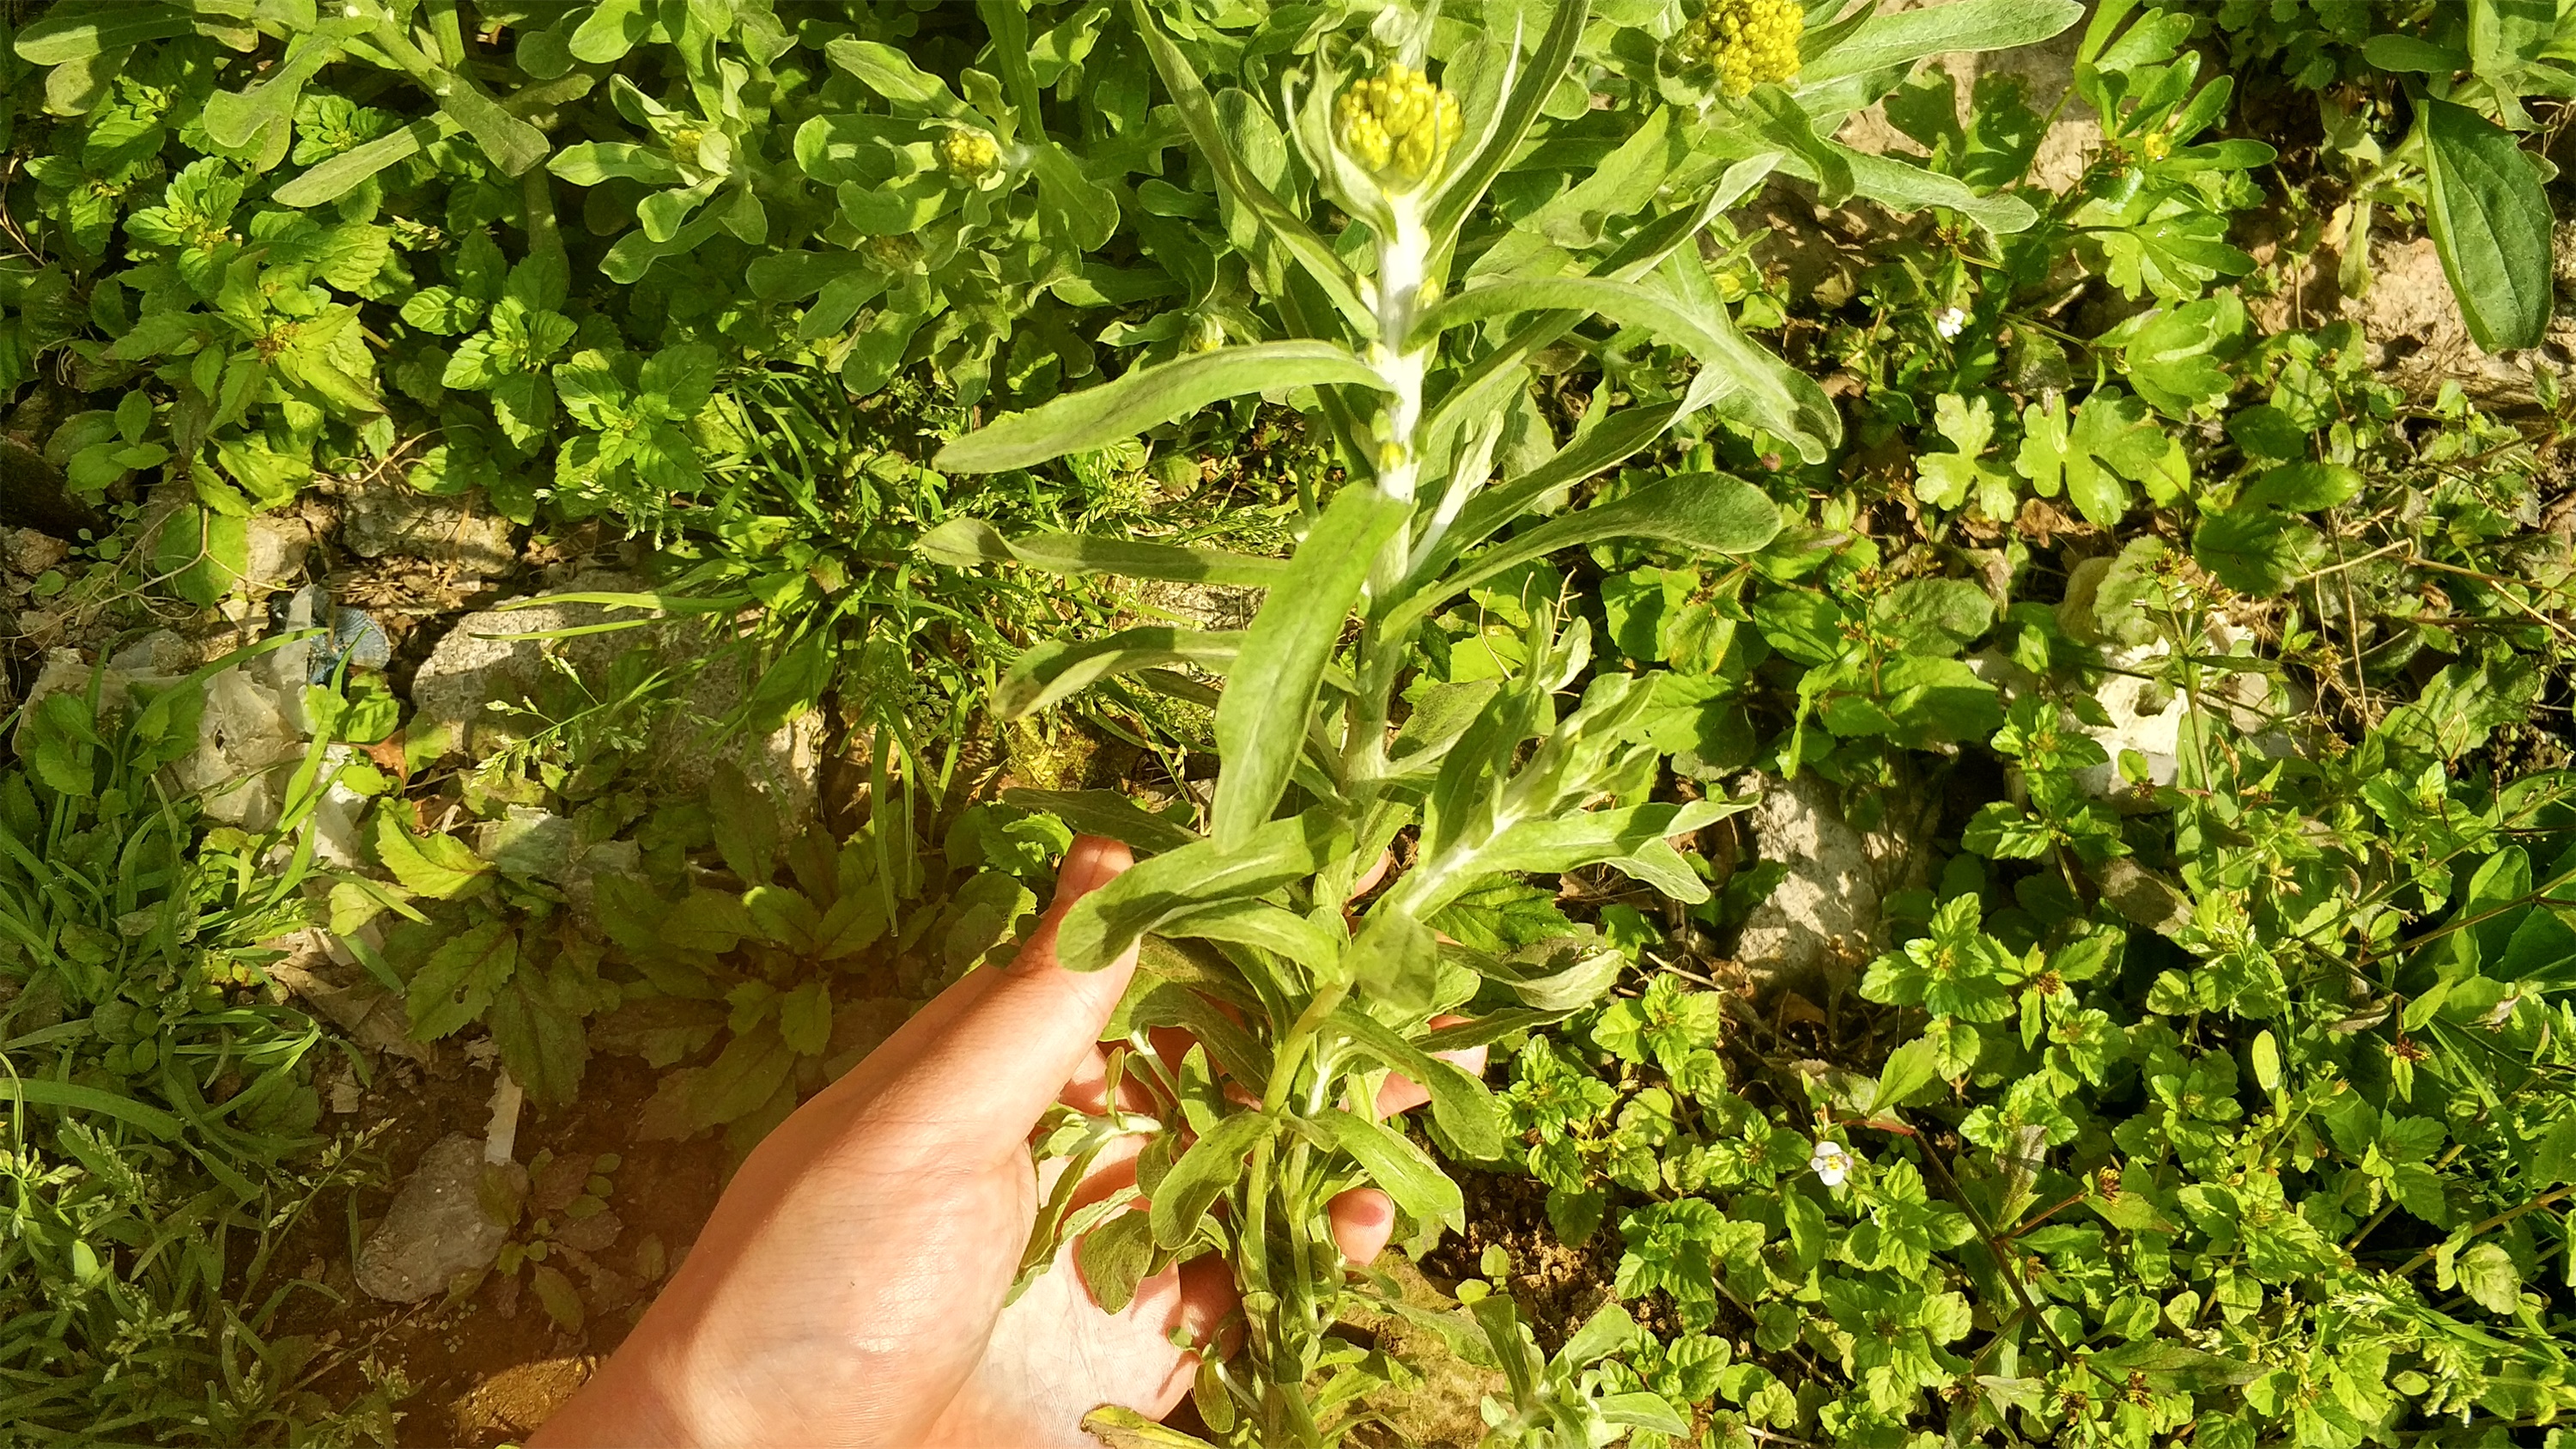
top-left (106, 629), bottom-right (197, 679)
top-left (355, 1133), bottom-right (513, 1302)
top-left (1734, 768), bottom-right (1935, 993)
top-left (341, 484), bottom-right (517, 575)
top-left (244, 514), bottom-right (313, 592)
top-left (4, 527), bottom-right (69, 577)
top-left (407, 571), bottom-right (659, 757)
top-left (0, 435), bottom-right (101, 538)
top-left (266, 928), bottom-right (428, 1062)
top-left (410, 572), bottom-right (820, 820)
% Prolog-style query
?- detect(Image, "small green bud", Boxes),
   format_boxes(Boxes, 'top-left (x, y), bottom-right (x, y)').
top-left (1671, 0), bottom-right (1804, 98)
top-left (938, 129), bottom-right (1000, 179)
top-left (1334, 63), bottom-right (1463, 192)
top-left (864, 233), bottom-right (921, 270)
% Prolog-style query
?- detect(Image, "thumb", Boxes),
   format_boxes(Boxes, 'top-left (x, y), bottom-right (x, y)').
top-left (875, 837), bottom-right (1141, 1160)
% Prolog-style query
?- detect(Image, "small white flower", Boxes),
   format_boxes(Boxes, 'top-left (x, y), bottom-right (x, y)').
top-left (1935, 307), bottom-right (1968, 340)
top-left (1808, 1140), bottom-right (1854, 1187)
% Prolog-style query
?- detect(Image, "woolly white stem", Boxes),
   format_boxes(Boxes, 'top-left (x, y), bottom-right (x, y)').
top-left (1370, 202), bottom-right (1433, 503)
top-left (1410, 411), bottom-right (1499, 575)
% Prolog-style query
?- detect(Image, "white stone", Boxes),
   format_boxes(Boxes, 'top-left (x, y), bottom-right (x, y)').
top-left (1734, 769), bottom-right (1934, 989)
top-left (411, 572), bottom-right (821, 822)
top-left (3, 528), bottom-right (69, 576)
top-left (340, 484), bottom-right (517, 575)
top-left (354, 1134), bottom-right (516, 1303)
top-left (244, 515), bottom-right (313, 591)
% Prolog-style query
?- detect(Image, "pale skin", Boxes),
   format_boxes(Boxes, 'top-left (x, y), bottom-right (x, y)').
top-left (532, 836), bottom-right (1479, 1447)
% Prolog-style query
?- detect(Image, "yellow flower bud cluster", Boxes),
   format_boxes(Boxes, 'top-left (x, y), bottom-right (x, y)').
top-left (864, 233), bottom-right (920, 270)
top-left (938, 129), bottom-right (1000, 179)
top-left (1334, 63), bottom-right (1463, 192)
top-left (1672, 0), bottom-right (1804, 98)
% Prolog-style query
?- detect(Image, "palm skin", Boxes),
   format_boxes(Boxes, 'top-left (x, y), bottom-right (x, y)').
top-left (530, 837), bottom-right (1419, 1446)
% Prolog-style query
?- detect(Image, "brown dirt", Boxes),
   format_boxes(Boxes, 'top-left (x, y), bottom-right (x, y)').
top-left (1414, 1167), bottom-right (1625, 1355)
top-left (287, 1052), bottom-right (731, 1446)
top-left (1344, 1257), bottom-right (1512, 1449)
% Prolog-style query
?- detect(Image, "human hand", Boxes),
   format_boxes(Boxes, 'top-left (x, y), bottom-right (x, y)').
top-left (531, 836), bottom-right (1467, 1448)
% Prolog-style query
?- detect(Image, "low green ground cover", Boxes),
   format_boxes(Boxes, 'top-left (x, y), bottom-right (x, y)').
top-left (2, 1), bottom-right (2573, 1445)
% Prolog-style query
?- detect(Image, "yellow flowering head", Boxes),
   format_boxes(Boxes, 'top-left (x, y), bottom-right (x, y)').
top-left (938, 128), bottom-right (1000, 179)
top-left (1334, 63), bottom-right (1464, 192)
top-left (2139, 130), bottom-right (2171, 161)
top-left (1672, 0), bottom-right (1804, 98)
top-left (864, 232), bottom-right (921, 270)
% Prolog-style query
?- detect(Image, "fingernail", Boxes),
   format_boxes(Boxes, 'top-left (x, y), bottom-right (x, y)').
top-left (1050, 835), bottom-right (1130, 907)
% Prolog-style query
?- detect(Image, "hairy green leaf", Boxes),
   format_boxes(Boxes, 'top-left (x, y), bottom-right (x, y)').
top-left (917, 518), bottom-right (1285, 587)
top-left (2421, 99), bottom-right (2552, 353)
top-left (1210, 486), bottom-right (1409, 848)
top-left (1057, 811), bottom-right (1345, 973)
top-left (996, 626), bottom-right (1242, 720)
top-left (1307, 1109), bottom-right (1463, 1227)
top-left (1804, 0), bottom-right (2087, 86)
top-left (1150, 1109), bottom-right (1275, 1248)
top-left (938, 344), bottom-right (1385, 473)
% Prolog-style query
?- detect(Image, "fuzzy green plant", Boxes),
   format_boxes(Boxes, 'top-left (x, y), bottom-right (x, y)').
top-left (921, 2), bottom-right (2084, 1441)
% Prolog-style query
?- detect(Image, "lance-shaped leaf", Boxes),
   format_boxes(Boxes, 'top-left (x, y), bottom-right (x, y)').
top-left (13, 2), bottom-right (191, 64)
top-left (1001, 788), bottom-right (1201, 856)
top-left (1410, 801), bottom-right (1745, 916)
top-left (1601, 1395), bottom-right (1690, 1436)
top-left (995, 627), bottom-right (1241, 720)
top-left (550, 141), bottom-right (683, 186)
top-left (1211, 485), bottom-right (1411, 849)
top-left (1832, 143), bottom-right (2040, 235)
top-left (273, 115), bottom-right (457, 206)
top-left (1057, 810), bottom-right (1346, 972)
top-left (1422, 473), bottom-right (1778, 618)
top-left (1148, 1109), bottom-right (1278, 1248)
top-left (937, 343), bottom-right (1386, 473)
top-left (0, 1078), bottom-right (184, 1141)
top-left (1160, 898), bottom-right (1346, 975)
top-left (2422, 99), bottom-right (2552, 353)
top-left (367, 21), bottom-right (550, 176)
top-left (1416, 273), bottom-right (1837, 463)
top-left (1346, 907), bottom-right (1443, 1013)
top-left (1126, 983), bottom-right (1274, 1087)
top-left (1081, 1406), bottom-right (1228, 1449)
top-left (271, 72), bottom-right (593, 208)
top-left (1801, 0), bottom-right (2086, 88)
top-left (1417, 155), bottom-right (1777, 460)
top-left (1422, 1007), bottom-right (1578, 1052)
top-left (823, 37), bottom-right (962, 108)
top-left (917, 518), bottom-right (1286, 587)
top-left (1303, 1109), bottom-right (1464, 1228)
top-left (204, 20), bottom-right (367, 160)
top-left (1332, 1004), bottom-right (1505, 1160)
top-left (1425, 0), bottom-right (1589, 247)
top-left (1430, 403), bottom-right (1686, 575)
top-left (1127, 0), bottom-right (1373, 335)
top-left (1667, 251), bottom-right (1844, 461)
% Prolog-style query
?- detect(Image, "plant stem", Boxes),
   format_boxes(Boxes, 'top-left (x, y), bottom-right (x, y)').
top-left (2390, 1184), bottom-right (2575, 1280)
top-left (1248, 978), bottom-right (1346, 1447)
top-left (1267, 982), bottom-right (1349, 1114)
